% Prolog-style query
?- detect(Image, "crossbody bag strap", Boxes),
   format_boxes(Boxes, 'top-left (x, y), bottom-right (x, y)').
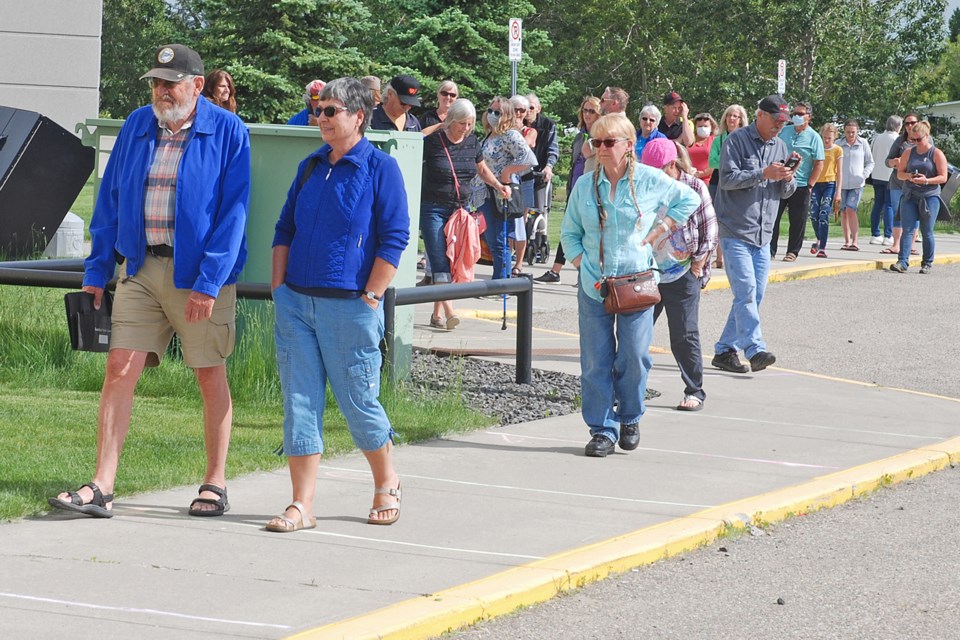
top-left (438, 132), bottom-right (463, 209)
top-left (594, 173), bottom-right (606, 277)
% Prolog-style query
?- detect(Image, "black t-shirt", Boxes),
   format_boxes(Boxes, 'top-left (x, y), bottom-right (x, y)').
top-left (421, 131), bottom-right (483, 208)
top-left (658, 118), bottom-right (686, 141)
top-left (420, 109), bottom-right (442, 129)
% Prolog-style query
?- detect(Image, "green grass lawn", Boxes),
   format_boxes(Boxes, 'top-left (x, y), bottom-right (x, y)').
top-left (0, 286), bottom-right (492, 521)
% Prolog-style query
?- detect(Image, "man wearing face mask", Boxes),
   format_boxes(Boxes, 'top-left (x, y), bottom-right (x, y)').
top-left (771, 100), bottom-right (823, 261)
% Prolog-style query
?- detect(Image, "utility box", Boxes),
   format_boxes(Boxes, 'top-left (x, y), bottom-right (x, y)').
top-left (43, 211), bottom-right (85, 258)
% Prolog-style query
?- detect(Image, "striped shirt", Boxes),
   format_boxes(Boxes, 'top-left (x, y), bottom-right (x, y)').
top-left (144, 121), bottom-right (192, 246)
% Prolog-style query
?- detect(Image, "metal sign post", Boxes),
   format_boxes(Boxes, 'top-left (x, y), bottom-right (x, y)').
top-left (509, 18), bottom-right (522, 96)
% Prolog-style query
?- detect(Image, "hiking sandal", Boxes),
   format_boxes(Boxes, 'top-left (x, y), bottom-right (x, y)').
top-left (188, 483), bottom-right (229, 517)
top-left (48, 482), bottom-right (114, 518)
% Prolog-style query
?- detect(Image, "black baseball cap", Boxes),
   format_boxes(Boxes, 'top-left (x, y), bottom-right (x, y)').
top-left (663, 90), bottom-right (683, 105)
top-left (758, 95), bottom-right (790, 122)
top-left (140, 44), bottom-right (205, 82)
top-left (390, 75), bottom-right (422, 107)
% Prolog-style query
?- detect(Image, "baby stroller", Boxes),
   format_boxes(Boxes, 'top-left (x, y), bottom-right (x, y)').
top-left (524, 170), bottom-right (552, 265)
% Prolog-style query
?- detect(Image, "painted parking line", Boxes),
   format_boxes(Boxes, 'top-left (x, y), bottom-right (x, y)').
top-left (0, 591), bottom-right (291, 630)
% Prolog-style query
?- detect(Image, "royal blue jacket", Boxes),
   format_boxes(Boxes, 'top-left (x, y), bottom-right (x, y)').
top-left (273, 137), bottom-right (410, 290)
top-left (84, 96), bottom-right (250, 298)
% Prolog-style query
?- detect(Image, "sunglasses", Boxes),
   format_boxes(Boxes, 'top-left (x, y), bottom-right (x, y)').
top-left (589, 138), bottom-right (627, 149)
top-left (581, 108), bottom-right (599, 115)
top-left (313, 105), bottom-right (349, 117)
top-left (439, 91), bottom-right (458, 98)
top-left (640, 117), bottom-right (657, 123)
top-left (487, 108), bottom-right (501, 116)
top-left (515, 108), bottom-right (527, 113)
top-left (909, 137), bottom-right (923, 143)
top-left (905, 121), bottom-right (918, 126)
top-left (792, 112), bottom-right (807, 117)
top-left (149, 78), bottom-right (188, 89)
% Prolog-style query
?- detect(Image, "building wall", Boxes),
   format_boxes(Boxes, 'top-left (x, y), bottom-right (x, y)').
top-left (0, 1), bottom-right (103, 134)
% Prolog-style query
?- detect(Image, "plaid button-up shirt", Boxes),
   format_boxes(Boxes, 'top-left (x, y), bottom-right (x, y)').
top-left (143, 120), bottom-right (192, 247)
top-left (677, 171), bottom-right (719, 287)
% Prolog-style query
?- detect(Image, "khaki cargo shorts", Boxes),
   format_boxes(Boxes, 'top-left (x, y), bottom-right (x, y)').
top-left (110, 254), bottom-right (236, 368)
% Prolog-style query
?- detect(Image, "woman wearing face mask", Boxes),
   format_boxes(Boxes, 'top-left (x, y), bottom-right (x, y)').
top-left (420, 80), bottom-right (459, 137)
top-left (707, 105), bottom-right (749, 268)
top-left (561, 114), bottom-right (698, 458)
top-left (471, 97), bottom-right (538, 280)
top-left (689, 113), bottom-right (718, 182)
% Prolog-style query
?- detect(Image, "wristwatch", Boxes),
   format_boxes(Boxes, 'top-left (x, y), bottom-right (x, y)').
top-left (364, 290), bottom-right (382, 301)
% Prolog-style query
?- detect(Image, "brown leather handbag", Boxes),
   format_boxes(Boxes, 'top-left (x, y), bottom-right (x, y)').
top-left (595, 177), bottom-right (660, 315)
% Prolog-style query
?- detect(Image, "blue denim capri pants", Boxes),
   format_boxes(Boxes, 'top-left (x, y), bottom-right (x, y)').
top-left (273, 284), bottom-right (394, 456)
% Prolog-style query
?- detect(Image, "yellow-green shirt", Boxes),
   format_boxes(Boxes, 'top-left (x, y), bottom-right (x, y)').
top-left (819, 145), bottom-right (843, 183)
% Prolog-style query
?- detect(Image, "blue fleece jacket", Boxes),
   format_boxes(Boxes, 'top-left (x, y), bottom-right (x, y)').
top-left (83, 96), bottom-right (250, 298)
top-left (273, 137), bottom-right (410, 290)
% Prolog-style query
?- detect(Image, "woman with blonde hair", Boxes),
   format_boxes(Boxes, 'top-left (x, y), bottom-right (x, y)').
top-left (809, 122), bottom-right (843, 257)
top-left (471, 96), bottom-right (537, 280)
top-left (707, 104), bottom-right (749, 268)
top-left (561, 114), bottom-right (698, 457)
top-left (421, 80), bottom-right (459, 136)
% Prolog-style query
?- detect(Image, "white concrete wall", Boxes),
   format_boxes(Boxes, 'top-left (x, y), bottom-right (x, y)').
top-left (926, 102), bottom-right (960, 123)
top-left (0, 0), bottom-right (103, 134)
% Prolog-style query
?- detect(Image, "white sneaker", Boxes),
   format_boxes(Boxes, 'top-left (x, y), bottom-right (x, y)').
top-left (869, 236), bottom-right (882, 245)
top-left (882, 237), bottom-right (893, 246)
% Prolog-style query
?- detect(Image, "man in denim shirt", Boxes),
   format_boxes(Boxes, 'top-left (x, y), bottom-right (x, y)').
top-left (712, 95), bottom-right (796, 374)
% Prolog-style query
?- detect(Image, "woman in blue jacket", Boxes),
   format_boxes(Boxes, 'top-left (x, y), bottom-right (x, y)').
top-left (267, 77), bottom-right (410, 531)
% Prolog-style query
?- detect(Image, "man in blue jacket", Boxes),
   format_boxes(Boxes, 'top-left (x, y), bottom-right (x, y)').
top-left (49, 44), bottom-right (251, 519)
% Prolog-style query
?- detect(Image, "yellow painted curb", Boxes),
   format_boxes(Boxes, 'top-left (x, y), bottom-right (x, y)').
top-left (286, 435), bottom-right (960, 640)
top-left (703, 252), bottom-right (960, 291)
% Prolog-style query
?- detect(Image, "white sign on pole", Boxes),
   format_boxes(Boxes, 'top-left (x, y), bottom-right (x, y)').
top-left (509, 18), bottom-right (522, 62)
top-left (777, 59), bottom-right (786, 95)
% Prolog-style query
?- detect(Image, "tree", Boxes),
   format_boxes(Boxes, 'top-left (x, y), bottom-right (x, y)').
top-left (179, 0), bottom-right (373, 123)
top-left (949, 7), bottom-right (960, 42)
top-left (99, 0), bottom-right (186, 118)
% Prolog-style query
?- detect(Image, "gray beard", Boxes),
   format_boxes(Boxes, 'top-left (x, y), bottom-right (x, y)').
top-left (152, 97), bottom-right (194, 126)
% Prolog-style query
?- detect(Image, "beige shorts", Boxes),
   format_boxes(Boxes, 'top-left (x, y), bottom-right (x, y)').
top-left (110, 255), bottom-right (236, 368)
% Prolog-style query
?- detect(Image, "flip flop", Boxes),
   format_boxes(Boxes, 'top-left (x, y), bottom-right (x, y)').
top-left (879, 247), bottom-right (897, 254)
top-left (849, 245), bottom-right (859, 251)
top-left (677, 395), bottom-right (704, 412)
top-left (911, 248), bottom-right (920, 255)
top-left (265, 501), bottom-right (316, 533)
top-left (48, 482), bottom-right (114, 518)
top-left (188, 483), bottom-right (229, 517)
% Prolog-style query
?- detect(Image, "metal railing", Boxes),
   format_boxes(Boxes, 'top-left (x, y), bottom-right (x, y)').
top-left (0, 260), bottom-right (534, 384)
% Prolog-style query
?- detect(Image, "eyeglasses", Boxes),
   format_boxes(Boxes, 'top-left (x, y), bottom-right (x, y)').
top-left (315, 105), bottom-right (349, 118)
top-left (581, 108), bottom-right (599, 115)
top-left (439, 91), bottom-right (458, 98)
top-left (515, 108), bottom-right (527, 113)
top-left (589, 138), bottom-right (627, 149)
top-left (487, 109), bottom-right (500, 116)
top-left (792, 112), bottom-right (807, 117)
top-left (149, 78), bottom-right (188, 89)
top-left (904, 120), bottom-right (918, 125)
top-left (640, 117), bottom-right (657, 123)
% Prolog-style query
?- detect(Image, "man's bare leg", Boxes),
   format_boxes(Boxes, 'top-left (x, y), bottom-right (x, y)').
top-left (190, 364), bottom-right (232, 512)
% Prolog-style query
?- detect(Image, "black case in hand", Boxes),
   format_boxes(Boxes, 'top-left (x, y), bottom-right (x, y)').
top-left (64, 291), bottom-right (113, 352)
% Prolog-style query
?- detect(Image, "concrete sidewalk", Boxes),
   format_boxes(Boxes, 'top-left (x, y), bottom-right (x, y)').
top-left (2, 236), bottom-right (959, 640)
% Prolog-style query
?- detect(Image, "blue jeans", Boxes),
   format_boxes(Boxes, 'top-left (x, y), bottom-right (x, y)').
top-left (577, 283), bottom-right (653, 444)
top-left (869, 180), bottom-right (892, 238)
top-left (420, 202), bottom-right (453, 283)
top-left (481, 198), bottom-right (511, 279)
top-left (273, 285), bottom-right (393, 456)
top-left (810, 182), bottom-right (835, 250)
top-left (897, 194), bottom-right (939, 268)
top-left (715, 237), bottom-right (770, 359)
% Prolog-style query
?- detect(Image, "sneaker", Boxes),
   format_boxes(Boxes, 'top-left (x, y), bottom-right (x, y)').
top-left (711, 351), bottom-right (749, 374)
top-left (534, 270), bottom-right (561, 284)
top-left (429, 315), bottom-right (444, 328)
top-left (446, 315), bottom-right (461, 330)
top-left (749, 351), bottom-right (777, 372)
top-left (644, 387), bottom-right (662, 400)
top-left (816, 250), bottom-right (828, 258)
top-left (869, 236), bottom-right (883, 245)
top-left (618, 423), bottom-right (640, 451)
top-left (919, 264), bottom-right (931, 274)
top-left (882, 237), bottom-right (893, 246)
top-left (810, 243), bottom-right (818, 255)
top-left (584, 434), bottom-right (615, 458)
top-left (889, 262), bottom-right (907, 273)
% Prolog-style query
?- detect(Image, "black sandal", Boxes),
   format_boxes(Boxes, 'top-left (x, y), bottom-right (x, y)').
top-left (188, 483), bottom-right (229, 517)
top-left (48, 482), bottom-right (114, 518)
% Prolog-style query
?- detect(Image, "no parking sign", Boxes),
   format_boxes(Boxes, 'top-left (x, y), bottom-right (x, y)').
top-left (509, 18), bottom-right (522, 62)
